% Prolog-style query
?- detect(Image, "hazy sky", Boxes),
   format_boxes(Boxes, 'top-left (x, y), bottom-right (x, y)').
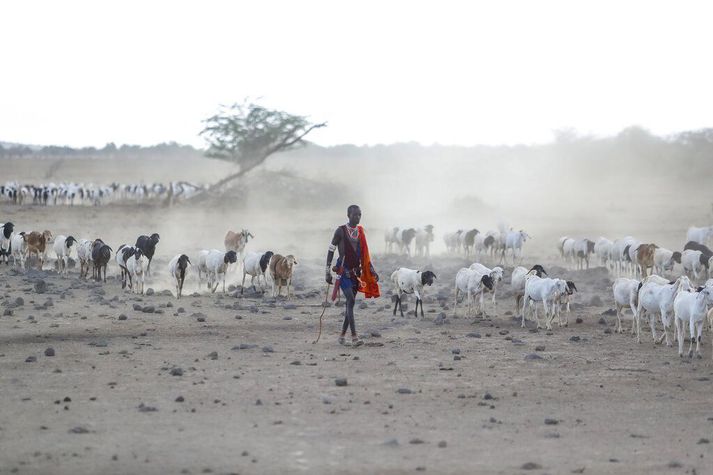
top-left (1, 0), bottom-right (712, 148)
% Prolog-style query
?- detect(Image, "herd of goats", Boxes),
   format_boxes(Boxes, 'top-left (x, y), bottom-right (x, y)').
top-left (2, 218), bottom-right (713, 358)
top-left (1, 181), bottom-right (204, 206)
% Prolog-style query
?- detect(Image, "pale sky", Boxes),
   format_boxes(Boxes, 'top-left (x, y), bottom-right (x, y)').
top-left (1, 0), bottom-right (712, 148)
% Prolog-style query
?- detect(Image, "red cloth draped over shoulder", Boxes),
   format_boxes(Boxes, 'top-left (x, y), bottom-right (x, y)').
top-left (357, 225), bottom-right (380, 298)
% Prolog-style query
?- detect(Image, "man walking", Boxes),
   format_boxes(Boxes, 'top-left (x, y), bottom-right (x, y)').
top-left (326, 205), bottom-right (380, 346)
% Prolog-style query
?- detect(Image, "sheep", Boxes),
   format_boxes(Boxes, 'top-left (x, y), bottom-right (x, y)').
top-left (269, 254), bottom-right (298, 298)
top-left (653, 247), bottom-right (681, 276)
top-left (468, 262), bottom-right (504, 311)
top-left (511, 264), bottom-right (547, 311)
top-left (10, 231), bottom-right (27, 268)
top-left (135, 233), bottom-right (160, 276)
top-left (241, 251), bottom-right (274, 294)
top-left (574, 238), bottom-right (596, 270)
top-left (461, 229), bottom-right (480, 257)
top-left (683, 240), bottom-right (713, 254)
top-left (205, 249), bottom-right (238, 294)
top-left (557, 236), bottom-right (570, 259)
top-left (224, 229), bottom-right (253, 267)
top-left (612, 277), bottom-right (641, 334)
top-left (454, 268), bottom-right (494, 317)
top-left (502, 230), bottom-right (529, 264)
top-left (25, 230), bottom-right (53, 269)
top-left (390, 267), bottom-right (437, 317)
top-left (522, 273), bottom-right (569, 330)
top-left (681, 249), bottom-right (708, 280)
top-left (561, 237), bottom-right (576, 266)
top-left (553, 280), bottom-right (578, 327)
top-left (635, 243), bottom-right (658, 278)
top-left (674, 286), bottom-right (713, 358)
top-left (126, 248), bottom-right (147, 294)
top-left (0, 222), bottom-right (14, 265)
top-left (52, 235), bottom-right (77, 275)
top-left (115, 244), bottom-right (137, 289)
top-left (612, 236), bottom-right (637, 275)
top-left (168, 254), bottom-right (191, 299)
top-left (594, 237), bottom-right (613, 268)
top-left (76, 239), bottom-right (94, 279)
top-left (636, 275), bottom-right (692, 345)
top-left (686, 225), bottom-right (713, 246)
top-left (414, 225), bottom-right (435, 257)
top-left (196, 249), bottom-right (211, 287)
top-left (444, 230), bottom-right (464, 254)
top-left (385, 227), bottom-right (400, 254)
top-left (395, 228), bottom-right (417, 256)
top-left (91, 238), bottom-right (112, 283)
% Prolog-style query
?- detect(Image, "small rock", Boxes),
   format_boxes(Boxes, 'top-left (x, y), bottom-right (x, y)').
top-left (145, 288), bottom-right (154, 296)
top-left (25, 356), bottom-right (37, 363)
top-left (437, 441), bottom-right (447, 448)
top-left (483, 392), bottom-right (494, 400)
top-left (177, 307), bottom-right (185, 314)
top-left (521, 462), bottom-right (542, 470)
top-left (381, 438), bottom-right (399, 447)
top-left (175, 396), bottom-right (185, 402)
top-left (575, 317), bottom-right (583, 324)
top-left (535, 345), bottom-right (545, 351)
top-left (544, 418), bottom-right (559, 425)
top-left (133, 304), bottom-right (142, 311)
top-left (14, 297), bottom-right (24, 306)
top-left (34, 280), bottom-right (47, 294)
top-left (142, 306), bottom-right (155, 314)
top-left (370, 330), bottom-right (382, 338)
top-left (698, 438), bottom-right (710, 444)
top-left (453, 355), bottom-right (461, 361)
top-left (3, 309), bottom-right (13, 316)
top-left (524, 353), bottom-right (542, 361)
top-left (262, 346), bottom-right (274, 353)
top-left (397, 388), bottom-right (413, 394)
top-left (170, 368), bottom-right (184, 376)
top-left (207, 351), bottom-right (218, 360)
top-left (451, 348), bottom-right (461, 354)
top-left (255, 399), bottom-right (262, 406)
top-left (570, 336), bottom-right (581, 342)
top-left (335, 378), bottom-right (348, 387)
top-left (138, 403), bottom-right (158, 412)
top-left (409, 438), bottom-right (425, 444)
top-left (601, 308), bottom-right (617, 316)
top-left (466, 332), bottom-right (481, 338)
top-left (68, 426), bottom-right (90, 434)
top-left (118, 314), bottom-right (127, 321)
top-left (44, 347), bottom-right (55, 357)
top-left (598, 317), bottom-right (607, 325)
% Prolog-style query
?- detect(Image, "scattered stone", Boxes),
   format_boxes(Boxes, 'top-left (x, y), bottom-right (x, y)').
top-left (409, 438), bottom-right (425, 444)
top-left (370, 330), bottom-right (382, 338)
top-left (138, 403), bottom-right (158, 412)
top-left (397, 388), bottom-right (413, 394)
top-left (466, 332), bottom-right (481, 338)
top-left (570, 336), bottom-right (581, 342)
top-left (177, 307), bottom-right (185, 314)
top-left (262, 346), bottom-right (274, 353)
top-left (44, 347), bottom-right (55, 357)
top-left (175, 396), bottom-right (185, 402)
top-left (575, 317), bottom-right (583, 324)
top-left (255, 399), bottom-right (262, 406)
top-left (451, 348), bottom-right (461, 354)
top-left (233, 343), bottom-right (258, 350)
top-left (14, 297), bottom-right (24, 306)
top-left (535, 345), bottom-right (545, 351)
top-left (335, 378), bottom-right (348, 387)
top-left (524, 353), bottom-right (542, 361)
top-left (483, 392), bottom-right (494, 400)
top-left (142, 306), bottom-right (155, 313)
top-left (382, 438), bottom-right (399, 447)
top-left (68, 426), bottom-right (90, 434)
top-left (207, 351), bottom-right (218, 360)
top-left (544, 418), bottom-right (559, 425)
top-left (133, 304), bottom-right (142, 311)
top-left (437, 441), bottom-right (447, 448)
top-left (290, 360), bottom-right (301, 366)
top-left (3, 309), bottom-right (12, 316)
top-left (34, 280), bottom-right (47, 294)
top-left (521, 462), bottom-right (542, 470)
top-left (25, 356), bottom-right (37, 363)
top-left (283, 303), bottom-right (297, 310)
top-left (598, 317), bottom-right (607, 325)
top-left (145, 288), bottom-right (154, 296)
top-left (601, 308), bottom-right (617, 316)
top-left (698, 438), bottom-right (710, 444)
top-left (604, 328), bottom-right (612, 334)
top-left (453, 355), bottom-right (461, 361)
top-left (170, 368), bottom-right (184, 377)
top-left (434, 313), bottom-right (447, 325)
top-left (118, 314), bottom-right (127, 321)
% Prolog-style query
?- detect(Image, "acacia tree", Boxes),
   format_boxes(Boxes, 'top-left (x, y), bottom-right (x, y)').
top-left (199, 100), bottom-right (326, 192)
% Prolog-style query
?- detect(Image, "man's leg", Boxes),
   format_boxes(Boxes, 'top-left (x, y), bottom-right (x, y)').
top-left (340, 285), bottom-right (355, 344)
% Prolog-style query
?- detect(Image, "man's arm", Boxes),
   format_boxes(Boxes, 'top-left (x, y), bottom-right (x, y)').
top-left (325, 228), bottom-right (341, 284)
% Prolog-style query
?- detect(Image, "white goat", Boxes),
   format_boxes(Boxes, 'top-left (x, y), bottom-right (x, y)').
top-left (206, 249), bottom-right (238, 294)
top-left (444, 230), bottom-right (464, 254)
top-left (522, 273), bottom-right (569, 330)
top-left (681, 250), bottom-right (707, 280)
top-left (196, 249), bottom-right (210, 286)
top-left (636, 275), bottom-right (692, 345)
top-left (76, 239), bottom-right (93, 278)
top-left (453, 268), bottom-right (494, 317)
top-left (503, 230), bottom-right (529, 264)
top-left (612, 277), bottom-right (640, 334)
top-left (52, 235), bottom-right (77, 276)
top-left (390, 267), bottom-right (437, 317)
top-left (594, 237), bottom-right (613, 268)
top-left (469, 263), bottom-right (503, 311)
top-left (241, 251), bottom-right (274, 294)
top-left (511, 264), bottom-right (547, 311)
top-left (653, 248), bottom-right (681, 276)
top-left (414, 225), bottom-right (435, 257)
top-left (574, 238), bottom-right (596, 270)
top-left (10, 232), bottom-right (27, 268)
top-left (126, 249), bottom-right (147, 294)
top-left (674, 286), bottom-right (713, 358)
top-left (561, 238), bottom-right (576, 266)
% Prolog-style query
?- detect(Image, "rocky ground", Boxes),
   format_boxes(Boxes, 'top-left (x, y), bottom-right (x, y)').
top-left (1, 240), bottom-right (712, 475)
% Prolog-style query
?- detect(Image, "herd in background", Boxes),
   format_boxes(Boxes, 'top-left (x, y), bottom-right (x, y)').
top-left (1, 180), bottom-right (204, 207)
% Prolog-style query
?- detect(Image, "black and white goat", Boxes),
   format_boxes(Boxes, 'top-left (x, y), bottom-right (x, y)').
top-left (390, 267), bottom-right (437, 317)
top-left (168, 254), bottom-right (191, 299)
top-left (135, 233), bottom-right (160, 276)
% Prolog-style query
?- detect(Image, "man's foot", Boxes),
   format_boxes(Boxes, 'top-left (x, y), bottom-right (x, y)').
top-left (351, 337), bottom-right (364, 347)
top-left (338, 336), bottom-right (346, 345)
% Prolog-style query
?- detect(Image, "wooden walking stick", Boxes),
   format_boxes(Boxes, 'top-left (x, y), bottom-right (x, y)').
top-left (312, 282), bottom-right (331, 344)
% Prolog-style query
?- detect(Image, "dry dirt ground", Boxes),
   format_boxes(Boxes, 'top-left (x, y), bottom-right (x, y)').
top-left (1, 203), bottom-right (713, 475)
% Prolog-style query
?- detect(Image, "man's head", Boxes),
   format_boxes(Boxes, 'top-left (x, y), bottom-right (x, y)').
top-left (347, 205), bottom-right (361, 226)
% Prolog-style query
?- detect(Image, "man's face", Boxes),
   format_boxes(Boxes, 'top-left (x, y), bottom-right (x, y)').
top-left (348, 207), bottom-right (362, 225)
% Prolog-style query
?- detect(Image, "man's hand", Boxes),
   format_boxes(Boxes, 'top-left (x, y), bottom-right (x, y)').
top-left (325, 271), bottom-right (333, 285)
